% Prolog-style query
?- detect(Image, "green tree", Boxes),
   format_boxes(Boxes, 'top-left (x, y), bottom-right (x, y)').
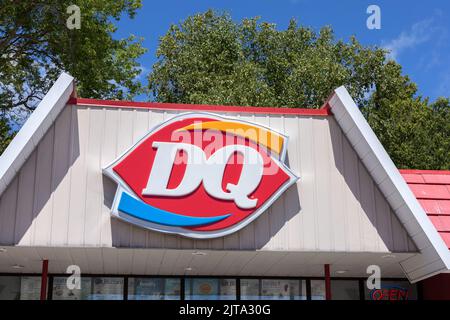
top-left (0, 118), bottom-right (14, 153)
top-left (149, 10), bottom-right (449, 170)
top-left (0, 0), bottom-right (146, 153)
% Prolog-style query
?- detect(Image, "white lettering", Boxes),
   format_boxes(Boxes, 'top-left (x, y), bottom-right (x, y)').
top-left (366, 265), bottom-right (381, 290)
top-left (366, 5), bottom-right (381, 30)
top-left (142, 142), bottom-right (264, 209)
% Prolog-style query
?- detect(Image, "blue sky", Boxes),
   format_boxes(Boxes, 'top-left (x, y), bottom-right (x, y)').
top-left (115, 0), bottom-right (450, 102)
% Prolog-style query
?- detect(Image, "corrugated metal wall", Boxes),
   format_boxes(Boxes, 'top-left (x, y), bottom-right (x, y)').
top-left (0, 105), bottom-right (417, 253)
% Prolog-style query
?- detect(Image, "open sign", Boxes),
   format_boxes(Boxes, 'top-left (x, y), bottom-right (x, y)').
top-left (369, 286), bottom-right (409, 300)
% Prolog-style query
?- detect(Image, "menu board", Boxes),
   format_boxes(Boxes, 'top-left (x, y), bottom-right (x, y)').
top-left (19, 277), bottom-right (41, 300)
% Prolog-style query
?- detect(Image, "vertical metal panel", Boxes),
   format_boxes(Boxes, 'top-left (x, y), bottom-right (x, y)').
top-left (0, 176), bottom-right (18, 244)
top-left (66, 106), bottom-right (89, 246)
top-left (283, 115), bottom-right (302, 251)
top-left (342, 134), bottom-right (363, 252)
top-left (14, 151), bottom-right (36, 245)
top-left (30, 125), bottom-right (55, 246)
top-left (84, 107), bottom-right (104, 246)
top-left (113, 109), bottom-right (134, 247)
top-left (0, 105), bottom-right (417, 253)
top-left (328, 119), bottom-right (347, 251)
top-left (312, 118), bottom-right (333, 251)
top-left (296, 117), bottom-right (317, 251)
top-left (50, 105), bottom-right (73, 245)
top-left (374, 185), bottom-right (394, 251)
top-left (358, 161), bottom-right (381, 252)
top-left (265, 115), bottom-right (287, 250)
top-left (99, 107), bottom-right (120, 247)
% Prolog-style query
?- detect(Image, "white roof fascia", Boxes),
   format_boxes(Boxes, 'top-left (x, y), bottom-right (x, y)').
top-left (0, 72), bottom-right (74, 196)
top-left (328, 86), bottom-right (450, 282)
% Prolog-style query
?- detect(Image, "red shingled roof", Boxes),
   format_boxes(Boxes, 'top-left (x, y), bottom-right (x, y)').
top-left (400, 169), bottom-right (450, 249)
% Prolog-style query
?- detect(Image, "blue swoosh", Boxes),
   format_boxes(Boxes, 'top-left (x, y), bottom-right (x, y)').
top-left (118, 192), bottom-right (231, 227)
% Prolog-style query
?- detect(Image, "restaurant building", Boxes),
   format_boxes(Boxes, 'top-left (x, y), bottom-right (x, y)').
top-left (0, 73), bottom-right (449, 300)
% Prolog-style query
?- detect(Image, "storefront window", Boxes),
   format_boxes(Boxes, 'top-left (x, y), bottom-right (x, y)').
top-left (241, 279), bottom-right (306, 300)
top-left (2, 275), bottom-right (420, 300)
top-left (20, 276), bottom-right (44, 300)
top-left (310, 280), bottom-right (326, 300)
top-left (128, 278), bottom-right (181, 300)
top-left (0, 276), bottom-right (21, 300)
top-left (331, 280), bottom-right (360, 300)
top-left (218, 279), bottom-right (236, 300)
top-left (240, 279), bottom-right (260, 300)
top-left (364, 280), bottom-right (418, 300)
top-left (91, 277), bottom-right (124, 300)
top-left (52, 277), bottom-right (123, 300)
top-left (185, 278), bottom-right (236, 300)
top-left (52, 277), bottom-right (92, 300)
top-left (0, 276), bottom-right (47, 300)
top-left (261, 279), bottom-right (306, 300)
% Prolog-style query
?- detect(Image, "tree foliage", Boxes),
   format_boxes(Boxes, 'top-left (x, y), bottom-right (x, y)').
top-left (0, 118), bottom-right (14, 153)
top-left (149, 10), bottom-right (449, 169)
top-left (0, 0), bottom-right (146, 152)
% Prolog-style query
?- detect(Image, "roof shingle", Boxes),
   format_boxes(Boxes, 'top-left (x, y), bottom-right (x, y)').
top-left (401, 170), bottom-right (450, 249)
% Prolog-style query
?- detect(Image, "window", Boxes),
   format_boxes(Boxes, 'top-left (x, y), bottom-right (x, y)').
top-left (128, 278), bottom-right (180, 300)
top-left (0, 276), bottom-right (21, 300)
top-left (52, 277), bottom-right (124, 300)
top-left (0, 276), bottom-right (47, 300)
top-left (331, 280), bottom-right (360, 300)
top-left (91, 277), bottom-right (124, 300)
top-left (185, 278), bottom-right (236, 300)
top-left (240, 279), bottom-right (260, 300)
top-left (2, 275), bottom-right (419, 300)
top-left (20, 276), bottom-right (44, 300)
top-left (52, 277), bottom-right (92, 300)
top-left (241, 279), bottom-right (306, 300)
top-left (364, 280), bottom-right (418, 300)
top-left (261, 279), bottom-right (306, 300)
top-left (310, 280), bottom-right (326, 300)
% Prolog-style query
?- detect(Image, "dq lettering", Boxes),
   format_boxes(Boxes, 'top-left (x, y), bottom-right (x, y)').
top-left (142, 142), bottom-right (264, 209)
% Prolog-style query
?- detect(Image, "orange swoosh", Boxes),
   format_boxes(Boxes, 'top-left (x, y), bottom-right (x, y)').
top-left (177, 121), bottom-right (284, 155)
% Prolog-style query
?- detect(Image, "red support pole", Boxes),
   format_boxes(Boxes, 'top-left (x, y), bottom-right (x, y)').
top-left (324, 264), bottom-right (331, 300)
top-left (40, 259), bottom-right (48, 301)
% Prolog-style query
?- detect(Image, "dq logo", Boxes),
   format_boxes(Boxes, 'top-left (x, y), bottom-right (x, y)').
top-left (103, 113), bottom-right (298, 238)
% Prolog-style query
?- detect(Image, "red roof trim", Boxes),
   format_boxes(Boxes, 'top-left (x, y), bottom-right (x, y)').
top-left (67, 97), bottom-right (332, 116)
top-left (401, 170), bottom-right (450, 249)
top-left (399, 169), bottom-right (450, 175)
